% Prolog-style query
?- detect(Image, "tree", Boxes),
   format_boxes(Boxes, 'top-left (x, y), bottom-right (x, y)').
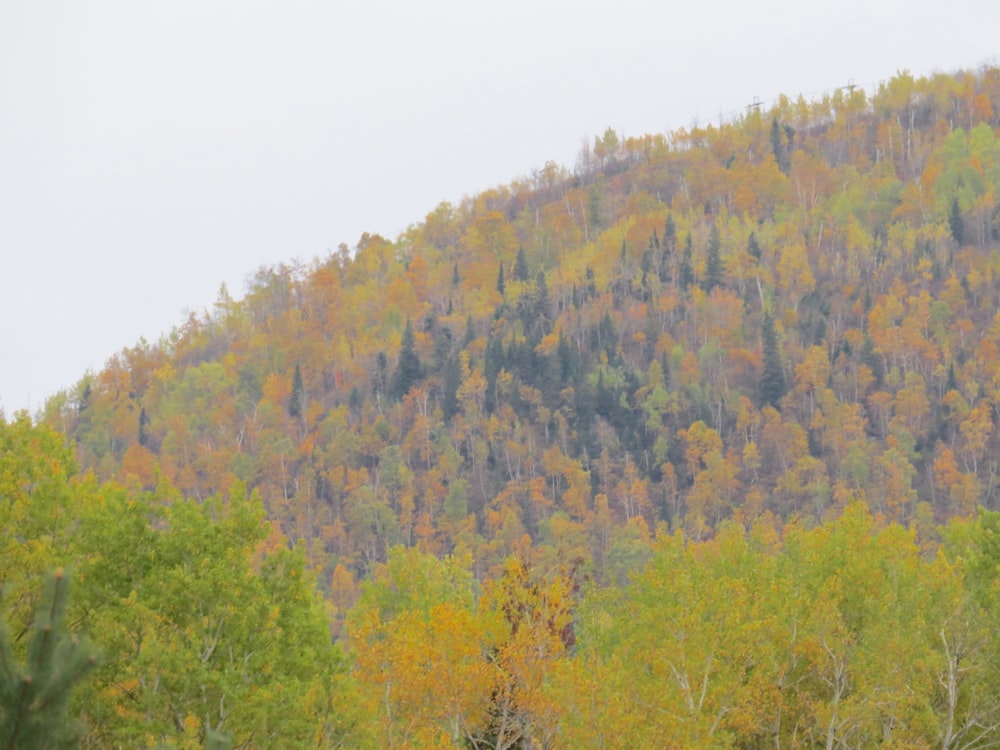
top-left (760, 312), bottom-right (786, 408)
top-left (0, 415), bottom-right (78, 633)
top-left (288, 363), bottom-right (304, 418)
top-left (442, 356), bottom-right (462, 423)
top-left (0, 569), bottom-right (98, 750)
top-left (474, 556), bottom-right (575, 750)
top-left (513, 247), bottom-right (530, 282)
top-left (390, 319), bottom-right (423, 401)
top-left (680, 233), bottom-right (694, 289)
top-left (703, 223), bottom-right (722, 292)
top-left (771, 117), bottom-right (791, 173)
top-left (949, 195), bottom-right (965, 244)
top-left (349, 547), bottom-right (489, 747)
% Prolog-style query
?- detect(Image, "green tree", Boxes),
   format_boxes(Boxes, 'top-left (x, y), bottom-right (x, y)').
top-left (771, 117), bottom-right (791, 173)
top-left (760, 312), bottom-right (786, 408)
top-left (0, 415), bottom-right (77, 634)
top-left (72, 484), bottom-right (361, 748)
top-left (514, 247), bottom-right (530, 282)
top-left (949, 195), bottom-right (965, 244)
top-left (288, 363), bottom-right (304, 418)
top-left (703, 223), bottom-right (722, 292)
top-left (680, 233), bottom-right (694, 289)
top-left (390, 318), bottom-right (423, 401)
top-left (0, 570), bottom-right (98, 750)
top-left (442, 356), bottom-right (462, 423)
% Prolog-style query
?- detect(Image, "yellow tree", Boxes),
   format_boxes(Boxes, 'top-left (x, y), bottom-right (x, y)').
top-left (348, 547), bottom-right (492, 748)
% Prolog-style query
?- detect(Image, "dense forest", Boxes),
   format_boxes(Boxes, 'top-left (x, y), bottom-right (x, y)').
top-left (6, 65), bottom-right (1000, 746)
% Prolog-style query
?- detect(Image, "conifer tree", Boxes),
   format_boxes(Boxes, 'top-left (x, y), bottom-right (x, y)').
top-left (659, 215), bottom-right (676, 283)
top-left (680, 233), bottom-right (694, 289)
top-left (137, 406), bottom-right (149, 447)
top-left (288, 363), bottom-right (304, 418)
top-left (464, 315), bottom-right (477, 347)
top-left (949, 196), bottom-right (964, 244)
top-left (771, 117), bottom-right (790, 173)
top-left (0, 569), bottom-right (98, 750)
top-left (442, 357), bottom-right (461, 423)
top-left (760, 312), bottom-right (786, 408)
top-left (375, 351), bottom-right (389, 400)
top-left (390, 319), bottom-right (423, 401)
top-left (664, 213), bottom-right (676, 252)
top-left (497, 263), bottom-right (506, 297)
top-left (703, 224), bottom-right (722, 292)
top-left (514, 247), bottom-right (530, 282)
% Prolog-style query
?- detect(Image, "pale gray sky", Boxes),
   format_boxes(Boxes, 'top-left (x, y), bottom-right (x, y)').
top-left (1, 0), bottom-right (998, 415)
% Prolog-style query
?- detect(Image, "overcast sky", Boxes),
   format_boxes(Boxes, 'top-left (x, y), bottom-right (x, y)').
top-left (1, 0), bottom-right (998, 416)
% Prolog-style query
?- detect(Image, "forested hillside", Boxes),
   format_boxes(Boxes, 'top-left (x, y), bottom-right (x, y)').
top-left (45, 66), bottom-right (1000, 585)
top-left (8, 64), bottom-right (1000, 746)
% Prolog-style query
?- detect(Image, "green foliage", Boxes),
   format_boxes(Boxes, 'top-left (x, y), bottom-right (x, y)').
top-left (350, 546), bottom-right (476, 623)
top-left (702, 222), bottom-right (722, 291)
top-left (949, 195), bottom-right (965, 244)
top-left (759, 312), bottom-right (786, 408)
top-left (513, 246), bottom-right (530, 282)
top-left (69, 482), bottom-right (361, 748)
top-left (561, 505), bottom-right (977, 748)
top-left (0, 416), bottom-right (77, 636)
top-left (0, 570), bottom-right (97, 750)
top-left (390, 318), bottom-right (423, 401)
top-left (289, 363), bottom-right (304, 417)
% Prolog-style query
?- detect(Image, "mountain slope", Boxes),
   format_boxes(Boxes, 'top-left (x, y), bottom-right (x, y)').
top-left (43, 66), bottom-right (1000, 587)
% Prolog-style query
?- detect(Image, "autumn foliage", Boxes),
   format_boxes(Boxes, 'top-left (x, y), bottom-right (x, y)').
top-left (10, 64), bottom-right (1000, 745)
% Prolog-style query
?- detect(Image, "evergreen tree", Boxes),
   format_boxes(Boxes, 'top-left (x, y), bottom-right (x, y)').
top-left (664, 213), bottom-right (677, 252)
top-left (0, 570), bottom-right (98, 750)
top-left (771, 117), bottom-right (790, 173)
top-left (587, 183), bottom-right (603, 230)
top-left (523, 270), bottom-right (552, 341)
top-left (375, 351), bottom-right (389, 400)
top-left (703, 224), bottom-right (722, 292)
top-left (513, 247), bottom-right (530, 282)
top-left (432, 324), bottom-right (453, 376)
top-left (946, 361), bottom-right (959, 393)
top-left (496, 263), bottom-right (506, 297)
top-left (288, 364), bottom-right (304, 418)
top-left (597, 311), bottom-right (617, 362)
top-left (680, 233), bottom-right (694, 289)
top-left (557, 332), bottom-right (581, 385)
top-left (949, 196), bottom-right (964, 244)
top-left (484, 336), bottom-right (506, 413)
top-left (451, 262), bottom-right (460, 287)
top-left (747, 231), bottom-right (761, 259)
top-left (463, 315), bottom-right (477, 347)
top-left (137, 406), bottom-right (149, 447)
top-left (390, 319), bottom-right (423, 401)
top-left (441, 357), bottom-right (461, 423)
top-left (659, 215), bottom-right (676, 283)
top-left (760, 313), bottom-right (786, 408)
